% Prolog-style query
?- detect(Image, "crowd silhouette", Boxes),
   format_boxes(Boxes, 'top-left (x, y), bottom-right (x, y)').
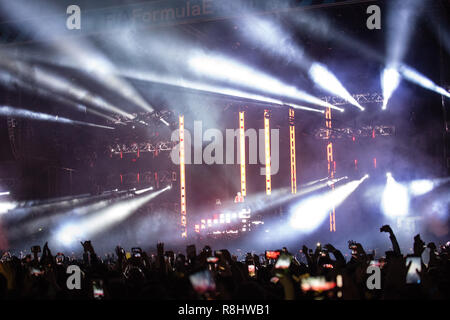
top-left (0, 225), bottom-right (449, 300)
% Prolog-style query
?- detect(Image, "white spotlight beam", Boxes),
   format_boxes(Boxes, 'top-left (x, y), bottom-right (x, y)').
top-left (120, 70), bottom-right (328, 114)
top-left (56, 187), bottom-right (170, 245)
top-left (241, 176), bottom-right (349, 216)
top-left (0, 0), bottom-right (154, 115)
top-left (285, 103), bottom-right (325, 114)
top-left (290, 175), bottom-right (368, 232)
top-left (308, 63), bottom-right (364, 111)
top-left (0, 201), bottom-right (17, 215)
top-left (382, 0), bottom-right (422, 110)
top-left (409, 179), bottom-right (435, 197)
top-left (386, 0), bottom-right (424, 69)
top-left (0, 55), bottom-right (135, 119)
top-left (408, 177), bottom-right (450, 197)
top-left (381, 67), bottom-right (401, 110)
top-left (239, 15), bottom-right (309, 67)
top-left (381, 173), bottom-right (409, 218)
top-left (0, 72), bottom-right (120, 123)
top-left (56, 41), bottom-right (155, 113)
top-left (302, 177), bottom-right (330, 187)
top-left (0, 105), bottom-right (114, 130)
top-left (188, 54), bottom-right (343, 112)
top-left (134, 186), bottom-right (154, 195)
top-left (399, 65), bottom-right (450, 99)
top-left (239, 16), bottom-right (357, 110)
top-left (288, 10), bottom-right (449, 101)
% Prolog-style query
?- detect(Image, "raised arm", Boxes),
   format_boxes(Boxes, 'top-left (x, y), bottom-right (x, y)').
top-left (380, 225), bottom-right (401, 256)
top-left (324, 243), bottom-right (346, 267)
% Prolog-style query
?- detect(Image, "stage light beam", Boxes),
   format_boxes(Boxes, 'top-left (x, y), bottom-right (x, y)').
top-left (239, 15), bottom-right (354, 111)
top-left (0, 201), bottom-right (16, 215)
top-left (399, 65), bottom-right (450, 99)
top-left (189, 54), bottom-right (342, 111)
top-left (308, 63), bottom-right (364, 111)
top-left (381, 173), bottom-right (409, 218)
top-left (409, 180), bottom-right (434, 197)
top-left (381, 67), bottom-right (401, 110)
top-left (55, 187), bottom-right (169, 246)
top-left (134, 186), bottom-right (154, 195)
top-left (289, 175), bottom-right (368, 232)
top-left (119, 70), bottom-right (327, 114)
top-left (0, 105), bottom-right (115, 130)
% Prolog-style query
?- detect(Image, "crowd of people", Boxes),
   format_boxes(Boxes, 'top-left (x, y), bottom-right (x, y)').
top-left (0, 225), bottom-right (449, 300)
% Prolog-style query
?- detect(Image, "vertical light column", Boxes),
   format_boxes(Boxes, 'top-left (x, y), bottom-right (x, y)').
top-left (325, 107), bottom-right (336, 232)
top-left (239, 111), bottom-right (246, 197)
top-left (179, 115), bottom-right (187, 238)
top-left (264, 110), bottom-right (272, 195)
top-left (289, 108), bottom-right (297, 194)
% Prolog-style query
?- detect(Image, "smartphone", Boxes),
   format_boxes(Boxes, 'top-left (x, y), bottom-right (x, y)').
top-left (270, 276), bottom-right (280, 284)
top-left (406, 257), bottom-right (421, 284)
top-left (369, 260), bottom-right (381, 267)
top-left (348, 240), bottom-right (357, 254)
top-left (336, 275), bottom-right (343, 288)
top-left (207, 256), bottom-right (219, 264)
top-left (189, 270), bottom-right (216, 294)
top-left (92, 280), bottom-right (104, 299)
top-left (56, 253), bottom-right (65, 265)
top-left (30, 267), bottom-right (44, 276)
top-left (131, 247), bottom-right (142, 254)
top-left (265, 250), bottom-right (281, 260)
top-left (301, 276), bottom-right (336, 292)
top-left (248, 264), bottom-right (256, 277)
top-left (275, 254), bottom-right (291, 269)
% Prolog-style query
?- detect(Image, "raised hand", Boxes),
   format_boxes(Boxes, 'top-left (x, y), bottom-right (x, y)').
top-left (325, 243), bottom-right (345, 267)
top-left (115, 246), bottom-right (124, 259)
top-left (413, 234), bottom-right (425, 256)
top-left (40, 242), bottom-right (54, 267)
top-left (80, 240), bottom-right (95, 254)
top-left (355, 243), bottom-right (366, 257)
top-left (324, 243), bottom-right (336, 252)
top-left (302, 245), bottom-right (309, 255)
top-left (380, 225), bottom-right (393, 234)
top-left (380, 225), bottom-right (401, 256)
